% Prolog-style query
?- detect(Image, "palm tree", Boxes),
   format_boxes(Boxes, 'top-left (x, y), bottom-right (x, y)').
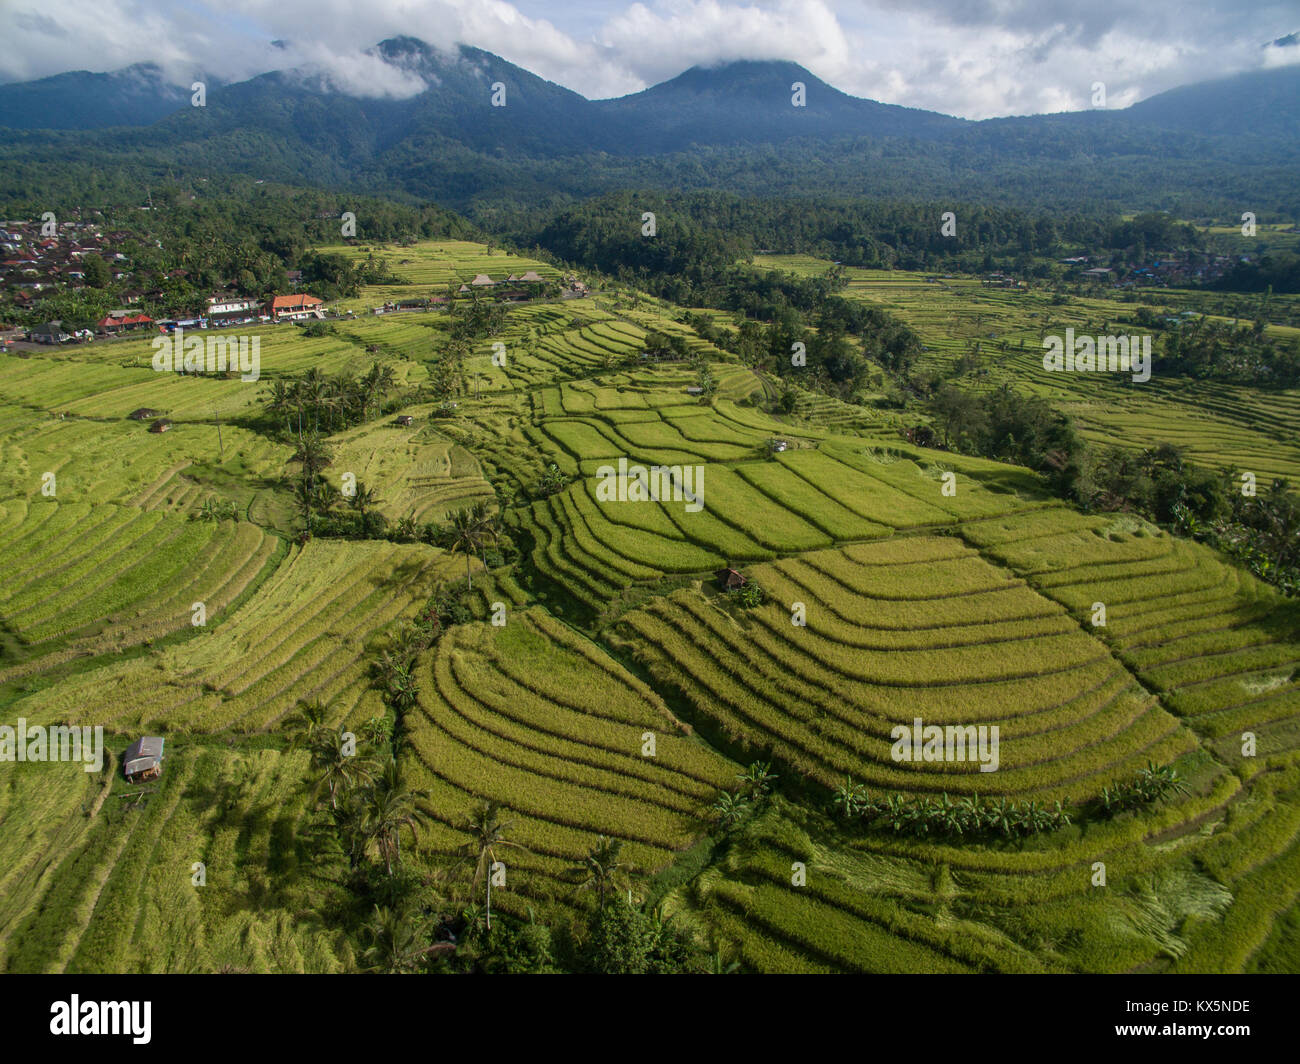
top-left (287, 698), bottom-right (330, 749)
top-left (568, 835), bottom-right (627, 913)
top-left (357, 361), bottom-right (393, 422)
top-left (447, 506), bottom-right (482, 589)
top-left (469, 499), bottom-right (500, 573)
top-left (264, 379), bottom-right (294, 436)
top-left (292, 432), bottom-right (332, 482)
top-left (461, 801), bottom-right (526, 930)
top-left (347, 480), bottom-right (377, 515)
top-left (309, 728), bottom-right (376, 810)
top-left (299, 368), bottom-right (331, 435)
top-left (360, 905), bottom-right (427, 974)
top-left (363, 764), bottom-right (429, 875)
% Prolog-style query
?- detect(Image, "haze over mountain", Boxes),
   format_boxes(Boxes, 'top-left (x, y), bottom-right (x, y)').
top-left (0, 38), bottom-right (1296, 217)
top-left (0, 63), bottom-right (195, 131)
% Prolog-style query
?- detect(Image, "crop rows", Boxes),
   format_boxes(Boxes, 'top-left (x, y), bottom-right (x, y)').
top-left (613, 538), bottom-right (1194, 800)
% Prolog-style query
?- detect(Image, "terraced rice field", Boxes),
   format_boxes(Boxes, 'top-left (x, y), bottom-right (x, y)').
top-left (11, 539), bottom-right (460, 735)
top-left (613, 533), bottom-right (1195, 800)
top-left (521, 400), bottom-right (1053, 612)
top-left (4, 238), bottom-right (1298, 975)
top-left (327, 413), bottom-right (496, 523)
top-left (960, 507), bottom-right (1300, 759)
top-left (0, 746), bottom-right (351, 973)
top-left (404, 608), bottom-right (736, 919)
top-left (753, 254), bottom-right (1300, 482)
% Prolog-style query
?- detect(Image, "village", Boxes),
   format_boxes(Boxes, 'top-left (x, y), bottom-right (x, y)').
top-left (0, 210), bottom-right (591, 350)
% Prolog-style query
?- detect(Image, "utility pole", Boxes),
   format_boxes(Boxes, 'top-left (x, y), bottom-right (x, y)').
top-left (214, 408), bottom-right (224, 462)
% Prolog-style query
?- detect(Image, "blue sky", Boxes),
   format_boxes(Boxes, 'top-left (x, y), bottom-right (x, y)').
top-left (2, 1), bottom-right (1297, 118)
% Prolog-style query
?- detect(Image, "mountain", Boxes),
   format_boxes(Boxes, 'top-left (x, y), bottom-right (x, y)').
top-left (1122, 65), bottom-right (1300, 139)
top-left (591, 59), bottom-right (962, 151)
top-left (0, 63), bottom-right (194, 130)
top-left (0, 40), bottom-right (1296, 217)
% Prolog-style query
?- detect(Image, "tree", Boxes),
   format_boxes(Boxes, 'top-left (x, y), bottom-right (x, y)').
top-left (535, 463), bottom-right (569, 498)
top-left (446, 500), bottom-right (501, 589)
top-left (81, 253), bottom-right (111, 289)
top-left (568, 835), bottom-right (628, 913)
top-left (347, 480), bottom-right (377, 515)
top-left (461, 801), bottom-right (526, 929)
top-left (308, 728), bottom-right (376, 810)
top-left (832, 778), bottom-right (870, 819)
top-left (711, 790), bottom-right (750, 828)
top-left (287, 698), bottom-right (330, 749)
top-left (470, 499), bottom-right (500, 573)
top-left (360, 905), bottom-right (428, 974)
top-left (363, 762), bottom-right (429, 875)
top-left (737, 761), bottom-right (778, 798)
top-left (578, 898), bottom-right (702, 974)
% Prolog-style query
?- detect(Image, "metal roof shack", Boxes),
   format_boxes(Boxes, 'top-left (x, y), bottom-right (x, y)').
top-left (715, 567), bottom-right (747, 591)
top-left (122, 736), bottom-right (164, 781)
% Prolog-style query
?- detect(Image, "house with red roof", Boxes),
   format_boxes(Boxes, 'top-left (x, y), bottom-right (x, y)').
top-left (270, 293), bottom-right (325, 321)
top-left (97, 311), bottom-right (154, 334)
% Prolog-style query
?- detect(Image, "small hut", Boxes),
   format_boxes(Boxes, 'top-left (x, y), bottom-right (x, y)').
top-left (148, 418), bottom-right (173, 433)
top-left (715, 567), bottom-right (747, 591)
top-left (122, 736), bottom-right (165, 782)
top-left (396, 415), bottom-right (414, 427)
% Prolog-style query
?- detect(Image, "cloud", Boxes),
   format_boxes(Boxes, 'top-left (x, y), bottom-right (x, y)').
top-left (0, 0), bottom-right (1296, 117)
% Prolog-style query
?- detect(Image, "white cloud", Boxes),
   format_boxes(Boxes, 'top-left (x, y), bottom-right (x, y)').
top-left (0, 0), bottom-right (1296, 117)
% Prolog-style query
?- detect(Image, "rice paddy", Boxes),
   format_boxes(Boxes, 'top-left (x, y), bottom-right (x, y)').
top-left (3, 238), bottom-right (1298, 974)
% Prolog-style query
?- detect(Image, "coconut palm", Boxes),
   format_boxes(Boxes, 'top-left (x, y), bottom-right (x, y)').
top-left (363, 764), bottom-right (429, 875)
top-left (469, 499), bottom-right (500, 573)
top-left (287, 698), bottom-right (330, 749)
top-left (568, 835), bottom-right (628, 913)
top-left (347, 480), bottom-right (377, 514)
top-left (309, 728), bottom-right (376, 811)
top-left (360, 905), bottom-right (427, 974)
top-left (299, 368), bottom-right (331, 435)
top-left (461, 801), bottom-right (526, 929)
top-left (447, 506), bottom-right (483, 589)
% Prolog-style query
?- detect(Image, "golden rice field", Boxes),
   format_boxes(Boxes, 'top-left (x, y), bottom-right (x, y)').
top-left (3, 238), bottom-right (1299, 975)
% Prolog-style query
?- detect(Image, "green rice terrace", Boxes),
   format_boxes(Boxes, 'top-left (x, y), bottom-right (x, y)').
top-left (1, 240), bottom-right (1298, 975)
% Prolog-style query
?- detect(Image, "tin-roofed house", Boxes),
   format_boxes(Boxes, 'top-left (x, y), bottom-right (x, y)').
top-left (715, 567), bottom-right (747, 591)
top-left (122, 736), bottom-right (165, 782)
